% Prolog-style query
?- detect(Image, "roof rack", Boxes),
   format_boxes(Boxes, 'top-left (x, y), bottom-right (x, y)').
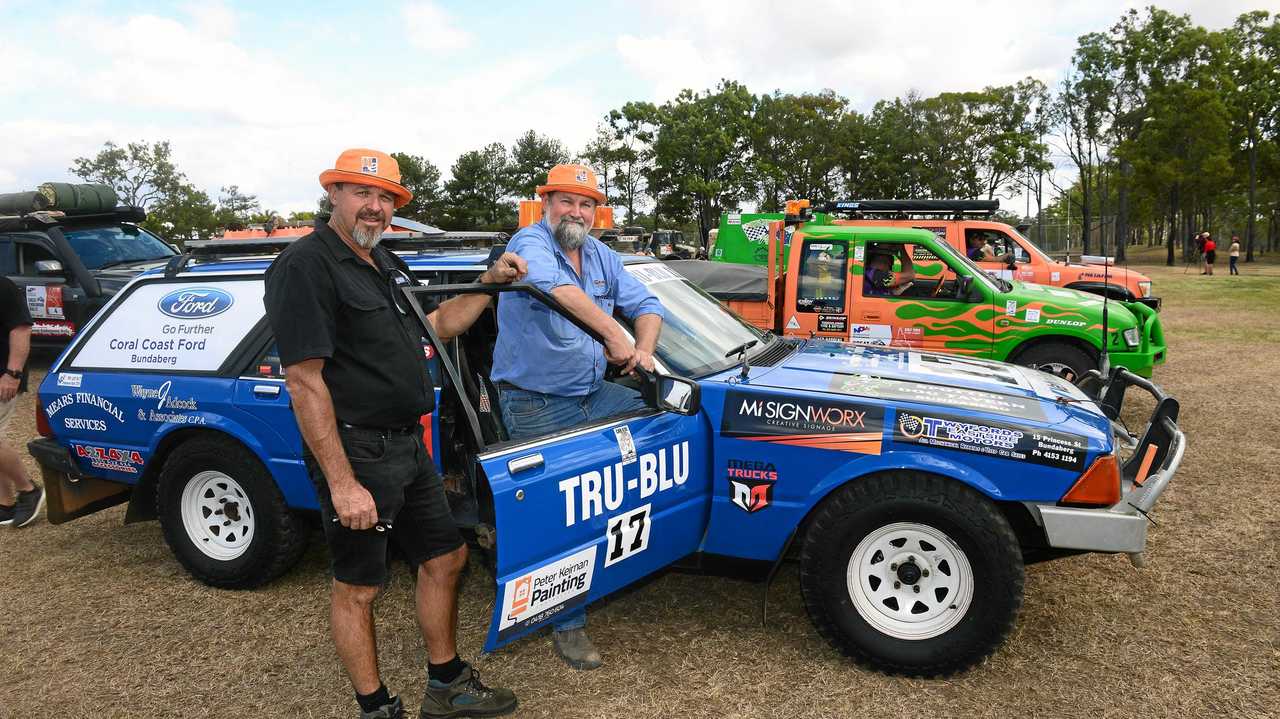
top-left (815, 199), bottom-right (999, 219)
top-left (0, 206), bottom-right (146, 232)
top-left (163, 230), bottom-right (510, 277)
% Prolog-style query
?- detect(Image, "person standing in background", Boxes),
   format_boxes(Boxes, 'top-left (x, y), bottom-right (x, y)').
top-left (1229, 236), bottom-right (1241, 275)
top-left (0, 275), bottom-right (41, 528)
top-left (1203, 233), bottom-right (1217, 276)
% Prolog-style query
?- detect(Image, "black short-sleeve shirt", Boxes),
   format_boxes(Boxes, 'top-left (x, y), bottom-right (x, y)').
top-left (263, 225), bottom-right (439, 427)
top-left (1, 277), bottom-right (33, 393)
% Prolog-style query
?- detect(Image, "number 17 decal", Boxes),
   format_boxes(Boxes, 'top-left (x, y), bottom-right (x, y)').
top-left (605, 504), bottom-right (652, 567)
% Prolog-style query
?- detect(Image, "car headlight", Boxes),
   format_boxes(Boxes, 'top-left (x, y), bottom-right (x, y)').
top-left (1123, 327), bottom-right (1141, 348)
top-left (1138, 281), bottom-right (1152, 298)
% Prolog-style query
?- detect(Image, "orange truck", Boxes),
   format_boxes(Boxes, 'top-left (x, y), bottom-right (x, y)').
top-left (672, 204), bottom-right (1166, 380)
top-left (824, 200), bottom-right (1159, 309)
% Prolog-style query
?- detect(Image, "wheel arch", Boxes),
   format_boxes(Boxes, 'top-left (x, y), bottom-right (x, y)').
top-left (790, 459), bottom-right (1010, 560)
top-left (125, 426), bottom-right (276, 524)
top-left (1007, 333), bottom-right (1100, 366)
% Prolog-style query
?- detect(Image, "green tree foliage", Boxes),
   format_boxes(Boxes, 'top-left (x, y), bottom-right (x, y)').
top-left (444, 143), bottom-right (512, 229)
top-left (391, 152), bottom-right (445, 222)
top-left (507, 131), bottom-right (570, 200)
top-left (70, 140), bottom-right (183, 209)
top-left (146, 184), bottom-right (218, 244)
top-left (216, 185), bottom-right (260, 228)
top-left (646, 80), bottom-right (756, 243)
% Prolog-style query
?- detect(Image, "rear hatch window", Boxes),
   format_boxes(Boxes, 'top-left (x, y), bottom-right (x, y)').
top-left (64, 278), bottom-right (265, 373)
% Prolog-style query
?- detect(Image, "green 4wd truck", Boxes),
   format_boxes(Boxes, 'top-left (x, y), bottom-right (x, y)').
top-left (673, 218), bottom-right (1166, 380)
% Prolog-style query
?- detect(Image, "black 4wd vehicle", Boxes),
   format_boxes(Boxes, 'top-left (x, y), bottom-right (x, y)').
top-left (1, 185), bottom-right (179, 344)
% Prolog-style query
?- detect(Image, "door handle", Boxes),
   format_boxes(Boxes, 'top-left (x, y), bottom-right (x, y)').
top-left (508, 453), bottom-right (544, 474)
top-left (252, 384), bottom-right (281, 397)
top-left (861, 312), bottom-right (881, 320)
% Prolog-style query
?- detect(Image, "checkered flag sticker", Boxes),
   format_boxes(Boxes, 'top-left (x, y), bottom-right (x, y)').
top-left (742, 219), bottom-right (770, 244)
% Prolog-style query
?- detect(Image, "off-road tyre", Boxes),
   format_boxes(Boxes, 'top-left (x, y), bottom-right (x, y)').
top-left (157, 436), bottom-right (308, 589)
top-left (1013, 342), bottom-right (1097, 384)
top-left (799, 472), bottom-right (1024, 677)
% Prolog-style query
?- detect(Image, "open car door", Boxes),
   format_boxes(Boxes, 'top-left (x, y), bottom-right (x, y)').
top-left (399, 282), bottom-right (711, 652)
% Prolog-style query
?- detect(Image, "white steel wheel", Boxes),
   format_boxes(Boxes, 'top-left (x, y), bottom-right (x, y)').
top-left (180, 470), bottom-right (256, 561)
top-left (845, 521), bottom-right (974, 641)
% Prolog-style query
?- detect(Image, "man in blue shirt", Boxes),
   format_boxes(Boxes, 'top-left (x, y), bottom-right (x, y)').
top-left (491, 163), bottom-right (664, 670)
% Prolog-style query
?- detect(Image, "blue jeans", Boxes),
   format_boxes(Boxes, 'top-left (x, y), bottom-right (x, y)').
top-left (498, 381), bottom-right (646, 631)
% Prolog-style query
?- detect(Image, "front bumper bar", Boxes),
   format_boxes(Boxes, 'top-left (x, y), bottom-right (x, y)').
top-left (1027, 368), bottom-right (1185, 562)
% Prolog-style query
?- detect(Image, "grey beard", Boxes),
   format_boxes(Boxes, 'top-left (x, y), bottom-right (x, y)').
top-left (353, 224), bottom-right (383, 249)
top-left (554, 219), bottom-right (588, 250)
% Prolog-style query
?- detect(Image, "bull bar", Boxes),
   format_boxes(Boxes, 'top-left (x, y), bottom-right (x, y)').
top-left (1026, 367), bottom-right (1186, 567)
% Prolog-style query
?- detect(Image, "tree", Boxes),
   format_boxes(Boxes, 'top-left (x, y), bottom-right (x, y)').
top-left (750, 91), bottom-right (846, 209)
top-left (607, 102), bottom-right (661, 222)
top-left (391, 152), bottom-right (445, 222)
top-left (146, 183), bottom-right (218, 243)
top-left (507, 130), bottom-right (570, 200)
top-left (443, 143), bottom-right (512, 229)
top-left (1226, 11), bottom-right (1280, 261)
top-left (647, 80), bottom-right (757, 244)
top-left (216, 185), bottom-right (260, 228)
top-left (70, 140), bottom-right (184, 209)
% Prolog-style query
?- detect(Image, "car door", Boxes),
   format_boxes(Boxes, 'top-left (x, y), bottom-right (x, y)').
top-left (399, 282), bottom-right (712, 652)
top-left (853, 239), bottom-right (995, 356)
top-left (478, 409), bottom-right (707, 650)
top-left (10, 236), bottom-right (78, 340)
top-left (786, 237), bottom-right (852, 339)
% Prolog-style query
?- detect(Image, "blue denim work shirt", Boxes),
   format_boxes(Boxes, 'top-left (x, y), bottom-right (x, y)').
top-left (492, 219), bottom-right (664, 396)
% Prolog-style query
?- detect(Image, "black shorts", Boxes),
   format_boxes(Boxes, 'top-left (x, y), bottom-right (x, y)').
top-left (305, 426), bottom-right (463, 586)
top-left (1205, 250), bottom-right (1216, 264)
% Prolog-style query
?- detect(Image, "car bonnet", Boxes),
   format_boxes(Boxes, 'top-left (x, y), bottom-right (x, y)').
top-left (745, 340), bottom-right (1112, 444)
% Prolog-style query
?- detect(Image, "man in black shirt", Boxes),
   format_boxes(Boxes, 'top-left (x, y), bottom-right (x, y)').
top-left (265, 149), bottom-right (524, 719)
top-left (0, 275), bottom-right (41, 528)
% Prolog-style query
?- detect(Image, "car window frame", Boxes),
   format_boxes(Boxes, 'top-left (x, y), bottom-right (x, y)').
top-left (860, 239), bottom-right (988, 304)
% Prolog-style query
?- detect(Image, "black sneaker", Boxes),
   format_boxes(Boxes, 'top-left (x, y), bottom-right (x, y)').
top-left (419, 664), bottom-right (516, 719)
top-left (11, 485), bottom-right (44, 528)
top-left (0, 504), bottom-right (13, 527)
top-left (362, 695), bottom-right (404, 719)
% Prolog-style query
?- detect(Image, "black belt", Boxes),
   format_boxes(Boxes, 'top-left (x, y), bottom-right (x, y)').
top-left (338, 421), bottom-right (420, 437)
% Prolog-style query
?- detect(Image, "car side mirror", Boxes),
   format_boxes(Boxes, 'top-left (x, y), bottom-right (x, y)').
top-left (35, 259), bottom-right (64, 276)
top-left (654, 374), bottom-right (700, 415)
top-left (956, 274), bottom-right (974, 298)
top-left (1005, 257), bottom-right (1016, 270)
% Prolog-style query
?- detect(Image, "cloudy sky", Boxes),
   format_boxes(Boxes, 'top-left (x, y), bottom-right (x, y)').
top-left (0, 0), bottom-right (1264, 216)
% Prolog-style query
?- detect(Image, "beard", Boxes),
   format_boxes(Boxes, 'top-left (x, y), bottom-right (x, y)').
top-left (554, 216), bottom-right (589, 250)
top-left (352, 212), bottom-right (386, 249)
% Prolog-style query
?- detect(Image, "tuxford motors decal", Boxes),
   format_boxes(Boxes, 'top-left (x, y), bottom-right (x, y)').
top-left (498, 546), bottom-right (596, 641)
top-left (894, 411), bottom-right (1086, 471)
top-left (558, 442), bottom-right (689, 526)
top-left (727, 459), bottom-right (778, 513)
top-left (157, 288), bottom-right (234, 319)
top-left (45, 393), bottom-right (126, 424)
top-left (720, 390), bottom-right (883, 455)
top-left (73, 443), bottom-right (144, 474)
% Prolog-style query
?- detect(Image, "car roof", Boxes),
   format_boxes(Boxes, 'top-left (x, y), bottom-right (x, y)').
top-left (141, 250), bottom-right (664, 277)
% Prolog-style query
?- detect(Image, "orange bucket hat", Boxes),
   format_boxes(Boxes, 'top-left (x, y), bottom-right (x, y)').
top-left (319, 148), bottom-right (413, 208)
top-left (536, 163), bottom-right (605, 204)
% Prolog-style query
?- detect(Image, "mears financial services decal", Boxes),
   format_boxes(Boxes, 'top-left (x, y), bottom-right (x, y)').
top-left (893, 411), bottom-right (1087, 471)
top-left (720, 390), bottom-right (883, 455)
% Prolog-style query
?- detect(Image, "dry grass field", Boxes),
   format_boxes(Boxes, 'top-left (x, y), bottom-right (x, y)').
top-left (2, 258), bottom-right (1278, 718)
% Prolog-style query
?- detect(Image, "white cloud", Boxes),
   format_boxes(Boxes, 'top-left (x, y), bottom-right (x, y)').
top-left (616, 0), bottom-right (1263, 107)
top-left (402, 1), bottom-right (472, 53)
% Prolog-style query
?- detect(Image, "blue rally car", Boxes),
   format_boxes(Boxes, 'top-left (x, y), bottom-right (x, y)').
top-left (28, 238), bottom-right (1185, 676)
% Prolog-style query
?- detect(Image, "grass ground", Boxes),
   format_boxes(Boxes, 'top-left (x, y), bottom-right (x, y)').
top-left (1, 263), bottom-right (1277, 718)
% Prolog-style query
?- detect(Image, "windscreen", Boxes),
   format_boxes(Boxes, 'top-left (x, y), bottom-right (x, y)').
top-left (625, 263), bottom-right (769, 377)
top-left (64, 225), bottom-right (177, 269)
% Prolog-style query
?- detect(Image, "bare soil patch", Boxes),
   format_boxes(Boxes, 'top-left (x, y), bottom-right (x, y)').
top-left (2, 265), bottom-right (1277, 718)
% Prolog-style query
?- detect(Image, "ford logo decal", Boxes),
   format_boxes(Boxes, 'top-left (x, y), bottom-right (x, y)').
top-left (158, 287), bottom-right (234, 319)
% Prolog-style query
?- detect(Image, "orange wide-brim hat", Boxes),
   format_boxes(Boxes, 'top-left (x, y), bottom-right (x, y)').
top-left (319, 148), bottom-right (413, 208)
top-left (536, 163), bottom-right (606, 204)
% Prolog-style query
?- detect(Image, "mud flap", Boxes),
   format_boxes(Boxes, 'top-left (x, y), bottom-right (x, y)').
top-left (28, 438), bottom-right (131, 524)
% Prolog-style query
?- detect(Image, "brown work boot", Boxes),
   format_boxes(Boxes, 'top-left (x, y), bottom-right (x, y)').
top-left (553, 627), bottom-right (603, 670)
